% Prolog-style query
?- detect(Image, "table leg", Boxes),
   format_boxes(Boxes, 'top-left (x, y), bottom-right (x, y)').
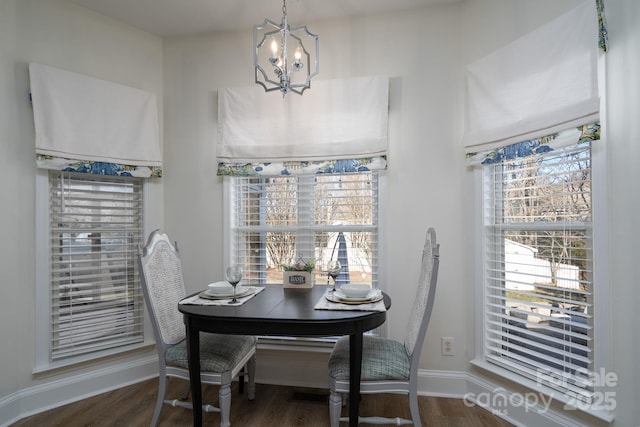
top-left (348, 332), bottom-right (363, 427)
top-left (185, 319), bottom-right (202, 426)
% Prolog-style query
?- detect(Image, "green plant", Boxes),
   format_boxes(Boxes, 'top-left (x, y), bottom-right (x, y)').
top-left (282, 255), bottom-right (315, 272)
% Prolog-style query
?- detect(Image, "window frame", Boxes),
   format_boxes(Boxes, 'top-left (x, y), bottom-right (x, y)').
top-left (223, 172), bottom-right (388, 342)
top-left (471, 136), bottom-right (612, 421)
top-left (34, 169), bottom-right (154, 372)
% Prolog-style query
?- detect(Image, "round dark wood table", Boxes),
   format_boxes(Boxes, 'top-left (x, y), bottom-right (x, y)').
top-left (179, 284), bottom-right (391, 427)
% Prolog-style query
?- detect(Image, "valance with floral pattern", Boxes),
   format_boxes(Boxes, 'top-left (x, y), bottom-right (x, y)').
top-left (217, 156), bottom-right (386, 177)
top-left (37, 154), bottom-right (162, 178)
top-left (466, 123), bottom-right (600, 166)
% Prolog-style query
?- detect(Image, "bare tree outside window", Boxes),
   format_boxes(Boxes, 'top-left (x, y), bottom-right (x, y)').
top-left (484, 140), bottom-right (595, 402)
top-left (502, 146), bottom-right (591, 290)
top-left (231, 173), bottom-right (378, 287)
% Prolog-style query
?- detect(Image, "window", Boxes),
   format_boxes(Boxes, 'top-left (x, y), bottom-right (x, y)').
top-left (36, 171), bottom-right (144, 368)
top-left (481, 139), bottom-right (600, 404)
top-left (227, 172), bottom-right (380, 289)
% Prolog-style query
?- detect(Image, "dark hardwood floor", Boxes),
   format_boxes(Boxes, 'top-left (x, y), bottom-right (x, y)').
top-left (11, 377), bottom-right (513, 426)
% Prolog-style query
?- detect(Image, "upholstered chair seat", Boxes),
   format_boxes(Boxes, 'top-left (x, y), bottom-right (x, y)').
top-left (328, 228), bottom-right (440, 426)
top-left (329, 336), bottom-right (410, 382)
top-left (138, 229), bottom-right (257, 427)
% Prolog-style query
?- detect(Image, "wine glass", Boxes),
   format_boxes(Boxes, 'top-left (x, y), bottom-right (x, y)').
top-left (326, 260), bottom-right (341, 293)
top-left (226, 265), bottom-right (244, 303)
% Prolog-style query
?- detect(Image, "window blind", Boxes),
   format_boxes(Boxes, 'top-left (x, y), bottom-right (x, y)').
top-left (229, 172), bottom-right (379, 289)
top-left (49, 172), bottom-right (144, 360)
top-left (483, 142), bottom-right (594, 402)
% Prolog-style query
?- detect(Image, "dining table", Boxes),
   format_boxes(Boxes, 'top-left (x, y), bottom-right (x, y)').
top-left (178, 284), bottom-right (391, 427)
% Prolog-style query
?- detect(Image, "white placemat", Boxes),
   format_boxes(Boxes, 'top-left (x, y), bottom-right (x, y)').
top-left (179, 286), bottom-right (265, 307)
top-left (314, 290), bottom-right (386, 312)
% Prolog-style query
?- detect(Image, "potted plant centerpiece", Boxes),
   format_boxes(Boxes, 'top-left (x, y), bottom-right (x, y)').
top-left (282, 255), bottom-right (315, 288)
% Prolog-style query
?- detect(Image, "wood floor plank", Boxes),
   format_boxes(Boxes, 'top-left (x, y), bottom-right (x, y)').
top-left (11, 378), bottom-right (513, 426)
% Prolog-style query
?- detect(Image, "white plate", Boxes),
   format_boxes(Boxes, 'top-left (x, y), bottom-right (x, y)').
top-left (200, 286), bottom-right (253, 299)
top-left (328, 289), bottom-right (383, 304)
top-left (207, 280), bottom-right (234, 295)
top-left (340, 284), bottom-right (372, 298)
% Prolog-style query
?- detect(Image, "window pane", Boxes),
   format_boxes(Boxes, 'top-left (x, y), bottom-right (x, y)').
top-left (231, 173), bottom-right (378, 288)
top-left (315, 174), bottom-right (375, 226)
top-left (49, 172), bottom-right (144, 360)
top-left (484, 143), bottom-right (594, 402)
top-left (500, 147), bottom-right (591, 224)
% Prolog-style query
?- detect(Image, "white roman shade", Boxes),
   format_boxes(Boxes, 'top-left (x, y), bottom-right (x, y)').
top-left (29, 63), bottom-right (161, 169)
top-left (463, 1), bottom-right (600, 153)
top-left (217, 76), bottom-right (388, 163)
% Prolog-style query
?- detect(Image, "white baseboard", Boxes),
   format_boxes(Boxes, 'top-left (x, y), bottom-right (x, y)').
top-left (463, 372), bottom-right (610, 427)
top-left (417, 369), bottom-right (468, 398)
top-left (0, 355), bottom-right (605, 427)
top-left (413, 369), bottom-right (600, 427)
top-left (0, 356), bottom-right (158, 427)
top-left (252, 358), bottom-right (597, 426)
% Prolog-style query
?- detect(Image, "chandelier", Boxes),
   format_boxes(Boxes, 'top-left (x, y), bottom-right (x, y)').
top-left (253, 0), bottom-right (319, 96)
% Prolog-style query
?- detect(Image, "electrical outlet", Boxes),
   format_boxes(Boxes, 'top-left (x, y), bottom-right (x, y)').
top-left (441, 337), bottom-right (455, 356)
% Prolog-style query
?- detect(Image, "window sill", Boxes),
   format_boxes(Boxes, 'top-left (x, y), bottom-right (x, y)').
top-left (33, 339), bottom-right (155, 375)
top-left (470, 359), bottom-right (615, 423)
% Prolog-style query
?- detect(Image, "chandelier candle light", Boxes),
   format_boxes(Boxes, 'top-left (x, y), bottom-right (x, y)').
top-left (253, 0), bottom-right (319, 96)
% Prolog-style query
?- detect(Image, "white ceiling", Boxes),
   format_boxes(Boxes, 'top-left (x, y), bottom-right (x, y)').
top-left (68, 0), bottom-right (461, 37)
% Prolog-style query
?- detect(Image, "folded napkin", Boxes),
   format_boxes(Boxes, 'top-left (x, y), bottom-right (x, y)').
top-left (179, 286), bottom-right (264, 307)
top-left (314, 290), bottom-right (386, 312)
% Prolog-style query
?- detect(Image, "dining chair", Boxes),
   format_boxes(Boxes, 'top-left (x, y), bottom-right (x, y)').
top-left (138, 229), bottom-right (256, 427)
top-left (328, 228), bottom-right (440, 426)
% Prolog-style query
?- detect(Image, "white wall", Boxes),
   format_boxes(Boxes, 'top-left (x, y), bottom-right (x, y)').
top-left (0, 0), bottom-right (164, 422)
top-left (600, 1), bottom-right (640, 425)
top-left (162, 2), bottom-right (471, 377)
top-left (165, 1), bottom-right (639, 425)
top-left (2, 0), bottom-right (638, 425)
top-left (0, 0), bottom-right (22, 401)
top-left (461, 1), bottom-right (640, 426)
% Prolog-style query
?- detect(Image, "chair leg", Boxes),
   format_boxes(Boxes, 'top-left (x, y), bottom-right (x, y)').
top-left (247, 356), bottom-right (256, 400)
top-left (329, 390), bottom-right (342, 427)
top-left (409, 389), bottom-right (422, 427)
top-left (180, 381), bottom-right (191, 400)
top-left (218, 383), bottom-right (232, 427)
top-left (238, 366), bottom-right (245, 394)
top-left (150, 375), bottom-right (167, 427)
